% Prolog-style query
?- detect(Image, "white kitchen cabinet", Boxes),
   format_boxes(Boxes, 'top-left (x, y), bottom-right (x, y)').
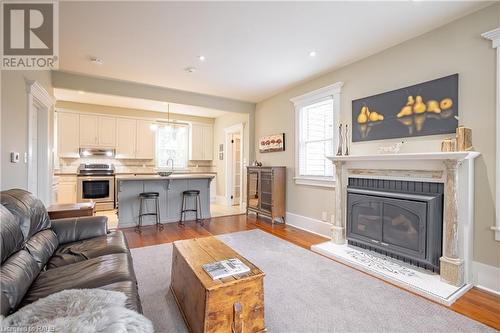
top-left (79, 115), bottom-right (116, 148)
top-left (136, 120), bottom-right (156, 159)
top-left (79, 114), bottom-right (99, 147)
top-left (189, 123), bottom-right (213, 160)
top-left (57, 176), bottom-right (77, 204)
top-left (57, 112), bottom-right (79, 158)
top-left (98, 116), bottom-right (116, 147)
top-left (116, 118), bottom-right (137, 158)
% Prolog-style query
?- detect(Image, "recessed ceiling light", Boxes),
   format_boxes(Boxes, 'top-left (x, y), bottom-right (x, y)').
top-left (185, 67), bottom-right (197, 73)
top-left (90, 57), bottom-right (103, 65)
top-left (309, 51), bottom-right (317, 57)
top-left (198, 55), bottom-right (206, 62)
top-left (78, 90), bottom-right (85, 95)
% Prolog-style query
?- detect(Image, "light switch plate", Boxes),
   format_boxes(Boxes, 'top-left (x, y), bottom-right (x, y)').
top-left (10, 152), bottom-right (20, 163)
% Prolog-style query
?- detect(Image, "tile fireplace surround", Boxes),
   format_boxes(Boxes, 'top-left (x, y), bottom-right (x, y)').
top-left (312, 152), bottom-right (480, 305)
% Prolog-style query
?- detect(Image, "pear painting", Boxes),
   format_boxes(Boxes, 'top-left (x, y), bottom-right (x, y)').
top-left (352, 74), bottom-right (458, 142)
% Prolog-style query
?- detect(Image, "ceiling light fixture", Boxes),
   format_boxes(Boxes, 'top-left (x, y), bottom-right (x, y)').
top-left (198, 55), bottom-right (206, 62)
top-left (309, 51), bottom-right (317, 57)
top-left (78, 90), bottom-right (85, 95)
top-left (185, 67), bottom-right (197, 73)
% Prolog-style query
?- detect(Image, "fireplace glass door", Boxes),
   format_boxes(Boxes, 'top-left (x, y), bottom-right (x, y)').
top-left (348, 193), bottom-right (427, 259)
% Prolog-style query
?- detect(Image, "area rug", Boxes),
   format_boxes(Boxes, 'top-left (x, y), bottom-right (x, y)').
top-left (130, 229), bottom-right (494, 333)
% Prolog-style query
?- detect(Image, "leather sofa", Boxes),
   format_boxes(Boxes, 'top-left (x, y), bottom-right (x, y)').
top-left (0, 189), bottom-right (142, 317)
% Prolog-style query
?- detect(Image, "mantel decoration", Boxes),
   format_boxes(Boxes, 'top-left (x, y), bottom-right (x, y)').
top-left (336, 124), bottom-right (350, 156)
top-left (352, 74), bottom-right (459, 142)
top-left (259, 133), bottom-right (285, 153)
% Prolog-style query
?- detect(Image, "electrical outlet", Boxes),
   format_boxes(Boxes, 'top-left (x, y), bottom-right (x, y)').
top-left (321, 211), bottom-right (328, 221)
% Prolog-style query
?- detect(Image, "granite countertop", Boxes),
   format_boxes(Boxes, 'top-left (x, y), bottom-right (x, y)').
top-left (115, 173), bottom-right (215, 181)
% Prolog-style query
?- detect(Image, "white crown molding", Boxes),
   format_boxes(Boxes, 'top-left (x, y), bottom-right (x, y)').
top-left (482, 27), bottom-right (500, 48)
top-left (290, 81), bottom-right (344, 106)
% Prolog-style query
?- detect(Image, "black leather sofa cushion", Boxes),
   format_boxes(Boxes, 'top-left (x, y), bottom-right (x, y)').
top-left (46, 231), bottom-right (129, 269)
top-left (51, 216), bottom-right (108, 245)
top-left (21, 253), bottom-right (136, 307)
top-left (0, 250), bottom-right (41, 316)
top-left (24, 230), bottom-right (59, 269)
top-left (99, 281), bottom-right (143, 313)
top-left (0, 189), bottom-right (50, 240)
top-left (0, 205), bottom-right (24, 264)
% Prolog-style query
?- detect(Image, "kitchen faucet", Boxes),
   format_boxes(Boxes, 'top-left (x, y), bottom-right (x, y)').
top-left (167, 158), bottom-right (174, 173)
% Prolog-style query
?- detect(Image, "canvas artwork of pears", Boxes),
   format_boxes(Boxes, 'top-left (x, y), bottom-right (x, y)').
top-left (352, 74), bottom-right (458, 142)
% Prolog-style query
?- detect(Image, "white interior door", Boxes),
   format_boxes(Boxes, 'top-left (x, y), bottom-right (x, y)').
top-left (231, 134), bottom-right (241, 205)
top-left (29, 107), bottom-right (39, 195)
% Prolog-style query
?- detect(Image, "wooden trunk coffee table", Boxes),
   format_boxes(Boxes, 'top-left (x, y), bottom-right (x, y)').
top-left (170, 236), bottom-right (265, 333)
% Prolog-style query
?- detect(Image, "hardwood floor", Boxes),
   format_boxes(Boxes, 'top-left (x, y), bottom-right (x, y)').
top-left (121, 214), bottom-right (500, 330)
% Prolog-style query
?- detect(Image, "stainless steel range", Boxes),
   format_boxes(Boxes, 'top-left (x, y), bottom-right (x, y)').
top-left (77, 163), bottom-right (115, 211)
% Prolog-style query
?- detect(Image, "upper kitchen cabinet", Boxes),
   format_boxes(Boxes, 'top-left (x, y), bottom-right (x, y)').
top-left (135, 120), bottom-right (156, 159)
top-left (98, 116), bottom-right (116, 147)
top-left (79, 114), bottom-right (99, 147)
top-left (79, 114), bottom-right (116, 148)
top-left (115, 119), bottom-right (155, 159)
top-left (116, 118), bottom-right (137, 158)
top-left (57, 112), bottom-right (80, 158)
top-left (189, 123), bottom-right (213, 160)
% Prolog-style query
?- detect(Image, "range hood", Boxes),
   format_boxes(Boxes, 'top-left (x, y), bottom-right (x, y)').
top-left (79, 148), bottom-right (115, 158)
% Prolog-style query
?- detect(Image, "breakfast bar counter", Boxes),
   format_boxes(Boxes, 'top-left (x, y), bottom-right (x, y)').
top-left (116, 174), bottom-right (214, 228)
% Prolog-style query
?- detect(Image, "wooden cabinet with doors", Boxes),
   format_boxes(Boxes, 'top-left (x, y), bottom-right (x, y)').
top-left (136, 120), bottom-right (156, 159)
top-left (57, 112), bottom-right (80, 158)
top-left (79, 114), bottom-right (116, 148)
top-left (246, 166), bottom-right (285, 224)
top-left (115, 119), bottom-right (155, 159)
top-left (189, 123), bottom-right (213, 160)
top-left (56, 175), bottom-right (77, 204)
top-left (115, 118), bottom-right (137, 158)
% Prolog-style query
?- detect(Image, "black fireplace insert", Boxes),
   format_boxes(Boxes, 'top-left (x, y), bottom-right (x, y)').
top-left (347, 178), bottom-right (443, 272)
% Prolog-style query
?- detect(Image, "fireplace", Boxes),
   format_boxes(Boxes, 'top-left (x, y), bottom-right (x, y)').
top-left (347, 178), bottom-right (443, 272)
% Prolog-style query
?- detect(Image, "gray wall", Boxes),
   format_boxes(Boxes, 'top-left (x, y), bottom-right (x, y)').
top-left (1, 70), bottom-right (54, 190)
top-left (254, 4), bottom-right (500, 267)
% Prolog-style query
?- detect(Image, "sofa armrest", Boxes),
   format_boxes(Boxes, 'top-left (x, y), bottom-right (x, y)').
top-left (51, 216), bottom-right (108, 244)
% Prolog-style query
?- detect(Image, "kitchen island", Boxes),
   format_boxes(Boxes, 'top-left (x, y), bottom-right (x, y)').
top-left (116, 174), bottom-right (215, 228)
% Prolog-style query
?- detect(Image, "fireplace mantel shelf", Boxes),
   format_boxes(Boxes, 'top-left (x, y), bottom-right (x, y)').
top-left (327, 151), bottom-right (480, 162)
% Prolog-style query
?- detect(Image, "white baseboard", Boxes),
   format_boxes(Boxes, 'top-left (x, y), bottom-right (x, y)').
top-left (285, 212), bottom-right (332, 239)
top-left (472, 261), bottom-right (500, 295)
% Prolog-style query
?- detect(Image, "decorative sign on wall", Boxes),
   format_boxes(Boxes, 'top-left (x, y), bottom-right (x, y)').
top-left (352, 74), bottom-right (458, 142)
top-left (259, 133), bottom-right (285, 153)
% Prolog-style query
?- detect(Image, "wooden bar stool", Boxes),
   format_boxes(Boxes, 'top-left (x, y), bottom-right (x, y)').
top-left (136, 192), bottom-right (163, 233)
top-left (179, 190), bottom-right (202, 226)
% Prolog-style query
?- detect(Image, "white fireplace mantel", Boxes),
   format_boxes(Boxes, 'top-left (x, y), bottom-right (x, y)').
top-left (323, 151), bottom-right (480, 290)
top-left (327, 151), bottom-right (480, 162)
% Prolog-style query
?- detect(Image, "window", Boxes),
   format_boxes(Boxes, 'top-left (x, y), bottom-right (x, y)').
top-left (156, 123), bottom-right (189, 169)
top-left (291, 82), bottom-right (343, 187)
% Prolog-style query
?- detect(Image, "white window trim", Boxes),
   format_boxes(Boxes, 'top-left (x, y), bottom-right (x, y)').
top-left (482, 28), bottom-right (500, 241)
top-left (291, 81), bottom-right (343, 188)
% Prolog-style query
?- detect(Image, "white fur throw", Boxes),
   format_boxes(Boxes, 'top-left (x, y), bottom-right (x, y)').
top-left (1, 289), bottom-right (153, 333)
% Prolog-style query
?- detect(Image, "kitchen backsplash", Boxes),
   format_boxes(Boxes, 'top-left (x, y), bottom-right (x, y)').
top-left (56, 158), bottom-right (215, 174)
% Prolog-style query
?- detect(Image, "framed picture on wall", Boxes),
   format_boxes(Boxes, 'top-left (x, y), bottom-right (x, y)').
top-left (352, 74), bottom-right (459, 142)
top-left (259, 133), bottom-right (285, 153)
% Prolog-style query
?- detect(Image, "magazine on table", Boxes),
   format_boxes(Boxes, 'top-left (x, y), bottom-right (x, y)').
top-left (202, 258), bottom-right (250, 280)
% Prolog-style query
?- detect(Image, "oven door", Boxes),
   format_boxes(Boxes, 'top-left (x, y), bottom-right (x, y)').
top-left (77, 176), bottom-right (115, 203)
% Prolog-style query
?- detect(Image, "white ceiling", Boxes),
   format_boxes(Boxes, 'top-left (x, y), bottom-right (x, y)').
top-left (54, 88), bottom-right (229, 118)
top-left (59, 1), bottom-right (489, 103)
